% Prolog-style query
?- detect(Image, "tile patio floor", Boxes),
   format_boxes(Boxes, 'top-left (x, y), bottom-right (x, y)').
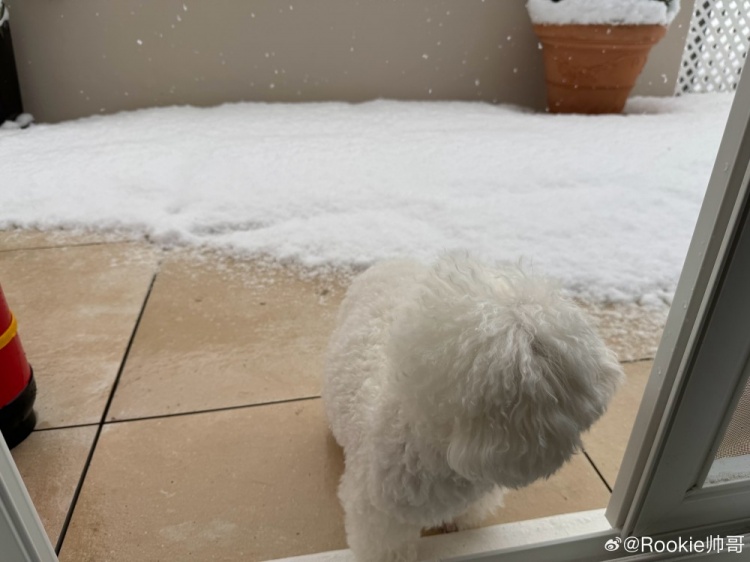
top-left (0, 229), bottom-right (666, 562)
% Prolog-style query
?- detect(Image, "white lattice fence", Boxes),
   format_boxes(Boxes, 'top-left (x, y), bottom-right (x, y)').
top-left (677, 0), bottom-right (750, 93)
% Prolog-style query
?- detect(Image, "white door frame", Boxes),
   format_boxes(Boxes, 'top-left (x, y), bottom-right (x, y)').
top-left (0, 436), bottom-right (57, 562)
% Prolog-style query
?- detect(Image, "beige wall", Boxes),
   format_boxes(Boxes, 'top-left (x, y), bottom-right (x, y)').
top-left (7, 0), bottom-right (693, 123)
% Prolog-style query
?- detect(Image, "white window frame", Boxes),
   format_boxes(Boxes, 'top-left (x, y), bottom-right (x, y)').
top-left (3, 57), bottom-right (750, 562)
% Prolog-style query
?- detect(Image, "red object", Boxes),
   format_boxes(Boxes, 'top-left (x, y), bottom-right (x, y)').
top-left (0, 284), bottom-right (32, 408)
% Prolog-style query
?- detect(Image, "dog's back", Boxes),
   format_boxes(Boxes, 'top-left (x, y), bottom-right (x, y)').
top-left (322, 259), bottom-right (425, 451)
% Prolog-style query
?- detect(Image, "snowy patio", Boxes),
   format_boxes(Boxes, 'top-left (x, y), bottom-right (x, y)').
top-left (1, 93), bottom-right (732, 302)
top-left (0, 91), bottom-right (734, 560)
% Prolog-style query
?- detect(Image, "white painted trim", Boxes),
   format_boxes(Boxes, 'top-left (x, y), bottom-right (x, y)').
top-left (624, 160), bottom-right (750, 534)
top-left (0, 437), bottom-right (57, 562)
top-left (265, 509), bottom-right (613, 562)
top-left (265, 520), bottom-right (750, 562)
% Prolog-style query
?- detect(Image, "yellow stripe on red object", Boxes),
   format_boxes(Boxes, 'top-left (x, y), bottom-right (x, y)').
top-left (0, 313), bottom-right (18, 351)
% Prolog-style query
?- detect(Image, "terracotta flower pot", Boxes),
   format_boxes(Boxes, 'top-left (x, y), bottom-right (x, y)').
top-left (533, 24), bottom-right (667, 114)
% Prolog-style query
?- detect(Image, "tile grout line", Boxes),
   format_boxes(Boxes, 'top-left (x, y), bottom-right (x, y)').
top-left (0, 238), bottom-right (148, 255)
top-left (54, 269), bottom-right (159, 555)
top-left (582, 449), bottom-right (613, 494)
top-left (620, 356), bottom-right (656, 365)
top-left (32, 422), bottom-right (100, 433)
top-left (104, 394), bottom-right (322, 426)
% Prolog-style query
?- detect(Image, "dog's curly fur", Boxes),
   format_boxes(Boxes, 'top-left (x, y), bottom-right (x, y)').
top-left (322, 254), bottom-right (623, 562)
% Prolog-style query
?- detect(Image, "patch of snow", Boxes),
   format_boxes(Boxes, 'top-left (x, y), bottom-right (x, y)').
top-left (526, 0), bottom-right (681, 26)
top-left (0, 94), bottom-right (732, 303)
top-left (0, 113), bottom-right (33, 130)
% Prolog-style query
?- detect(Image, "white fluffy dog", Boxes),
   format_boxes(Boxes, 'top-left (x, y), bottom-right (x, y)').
top-left (322, 254), bottom-right (623, 562)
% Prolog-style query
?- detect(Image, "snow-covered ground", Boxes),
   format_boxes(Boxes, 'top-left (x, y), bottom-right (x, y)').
top-left (0, 94), bottom-right (733, 303)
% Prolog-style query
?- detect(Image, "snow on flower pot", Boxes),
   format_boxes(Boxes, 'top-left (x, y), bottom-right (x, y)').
top-left (0, 284), bottom-right (36, 449)
top-left (526, 0), bottom-right (680, 114)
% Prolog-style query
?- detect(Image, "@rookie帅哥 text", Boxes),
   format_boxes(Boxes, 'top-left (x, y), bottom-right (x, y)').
top-left (604, 535), bottom-right (745, 554)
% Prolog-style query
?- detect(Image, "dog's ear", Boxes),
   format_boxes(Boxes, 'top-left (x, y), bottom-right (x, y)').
top-left (445, 347), bottom-right (572, 487)
top-left (446, 319), bottom-right (623, 488)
